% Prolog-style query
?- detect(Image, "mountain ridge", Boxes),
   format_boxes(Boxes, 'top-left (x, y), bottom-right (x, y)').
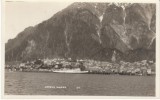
top-left (5, 2), bottom-right (156, 62)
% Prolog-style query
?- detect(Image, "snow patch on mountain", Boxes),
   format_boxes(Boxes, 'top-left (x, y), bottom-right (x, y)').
top-left (99, 13), bottom-right (104, 22)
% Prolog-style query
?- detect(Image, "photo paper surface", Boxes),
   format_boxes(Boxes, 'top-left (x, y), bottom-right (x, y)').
top-left (2, 0), bottom-right (160, 99)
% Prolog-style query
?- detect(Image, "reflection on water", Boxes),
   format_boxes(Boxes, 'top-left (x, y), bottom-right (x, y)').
top-left (5, 71), bottom-right (155, 96)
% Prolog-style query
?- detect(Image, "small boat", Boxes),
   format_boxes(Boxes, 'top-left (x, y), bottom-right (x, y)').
top-left (52, 68), bottom-right (88, 74)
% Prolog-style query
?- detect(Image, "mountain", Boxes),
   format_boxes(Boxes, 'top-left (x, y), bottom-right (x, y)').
top-left (5, 2), bottom-right (156, 62)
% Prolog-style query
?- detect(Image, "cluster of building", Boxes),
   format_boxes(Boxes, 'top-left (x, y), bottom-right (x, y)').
top-left (5, 58), bottom-right (84, 72)
top-left (84, 60), bottom-right (155, 75)
top-left (5, 58), bottom-right (155, 76)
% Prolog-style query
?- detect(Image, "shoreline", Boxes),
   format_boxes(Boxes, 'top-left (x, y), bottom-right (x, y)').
top-left (5, 69), bottom-right (155, 76)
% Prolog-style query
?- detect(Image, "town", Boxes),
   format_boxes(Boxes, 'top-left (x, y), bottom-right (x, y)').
top-left (5, 58), bottom-right (155, 76)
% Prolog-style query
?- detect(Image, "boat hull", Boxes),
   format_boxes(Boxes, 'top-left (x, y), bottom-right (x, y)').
top-left (52, 70), bottom-right (88, 74)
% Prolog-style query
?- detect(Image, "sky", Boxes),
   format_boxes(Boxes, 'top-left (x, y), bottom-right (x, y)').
top-left (5, 1), bottom-right (73, 43)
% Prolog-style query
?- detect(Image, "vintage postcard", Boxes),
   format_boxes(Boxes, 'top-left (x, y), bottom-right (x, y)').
top-left (1, 0), bottom-right (160, 99)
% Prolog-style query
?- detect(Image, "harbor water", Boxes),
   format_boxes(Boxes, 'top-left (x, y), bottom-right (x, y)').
top-left (5, 71), bottom-right (155, 96)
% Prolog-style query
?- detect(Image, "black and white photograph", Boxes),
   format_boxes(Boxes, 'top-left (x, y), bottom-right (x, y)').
top-left (1, 0), bottom-right (160, 98)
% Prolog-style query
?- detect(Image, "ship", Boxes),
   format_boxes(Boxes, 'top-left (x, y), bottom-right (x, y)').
top-left (52, 61), bottom-right (88, 74)
top-left (52, 68), bottom-right (88, 74)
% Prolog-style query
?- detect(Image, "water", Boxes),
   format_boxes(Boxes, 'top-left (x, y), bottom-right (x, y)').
top-left (5, 71), bottom-right (155, 96)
